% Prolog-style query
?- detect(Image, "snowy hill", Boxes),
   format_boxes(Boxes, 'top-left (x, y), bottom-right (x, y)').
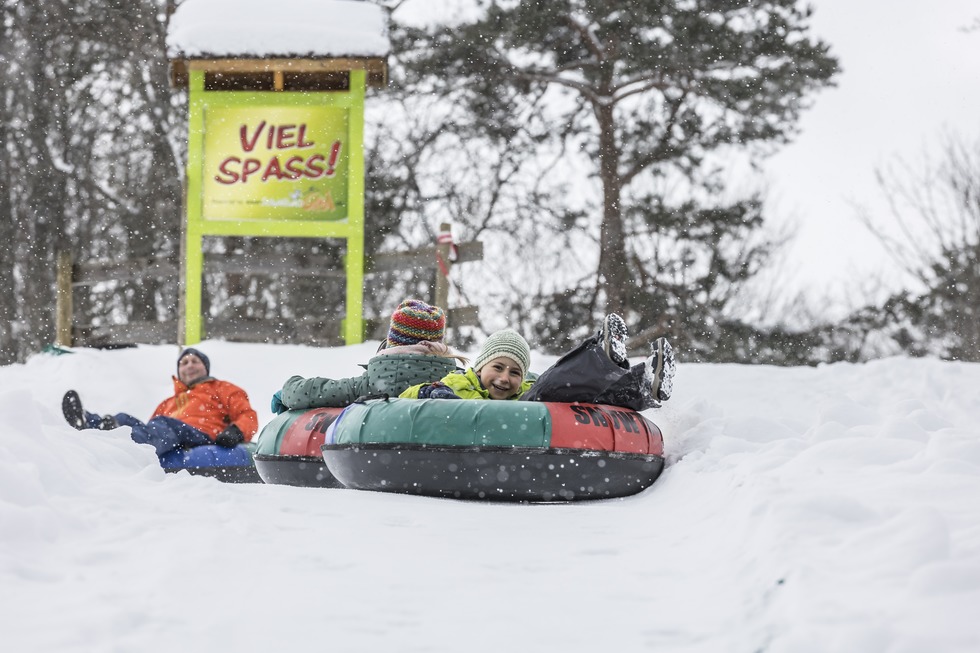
top-left (1, 342), bottom-right (979, 652)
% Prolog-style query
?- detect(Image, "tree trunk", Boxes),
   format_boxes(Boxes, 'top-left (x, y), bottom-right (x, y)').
top-left (594, 101), bottom-right (627, 316)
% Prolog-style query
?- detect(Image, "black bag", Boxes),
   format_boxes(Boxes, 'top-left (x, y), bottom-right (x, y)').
top-left (521, 336), bottom-right (652, 411)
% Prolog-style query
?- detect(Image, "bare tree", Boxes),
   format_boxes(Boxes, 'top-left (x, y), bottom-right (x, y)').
top-left (0, 0), bottom-right (187, 361)
top-left (858, 135), bottom-right (980, 360)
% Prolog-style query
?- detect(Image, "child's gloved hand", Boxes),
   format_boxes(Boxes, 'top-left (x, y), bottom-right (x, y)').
top-left (429, 385), bottom-right (460, 399)
top-left (418, 383), bottom-right (460, 400)
top-left (270, 391), bottom-right (287, 414)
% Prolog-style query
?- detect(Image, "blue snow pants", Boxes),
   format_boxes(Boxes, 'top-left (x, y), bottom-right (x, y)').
top-left (84, 411), bottom-right (212, 458)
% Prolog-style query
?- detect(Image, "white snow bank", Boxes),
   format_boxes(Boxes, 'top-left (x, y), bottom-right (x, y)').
top-left (2, 343), bottom-right (980, 652)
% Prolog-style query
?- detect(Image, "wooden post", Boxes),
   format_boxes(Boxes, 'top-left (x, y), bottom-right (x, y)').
top-left (177, 151), bottom-right (188, 346)
top-left (434, 223), bottom-right (453, 311)
top-left (55, 250), bottom-right (73, 347)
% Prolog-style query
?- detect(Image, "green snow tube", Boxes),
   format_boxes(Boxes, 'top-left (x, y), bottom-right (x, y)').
top-left (321, 397), bottom-right (665, 502)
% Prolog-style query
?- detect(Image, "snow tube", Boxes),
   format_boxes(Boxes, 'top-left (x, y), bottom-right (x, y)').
top-left (253, 407), bottom-right (345, 487)
top-left (321, 398), bottom-right (665, 502)
top-left (158, 443), bottom-right (261, 483)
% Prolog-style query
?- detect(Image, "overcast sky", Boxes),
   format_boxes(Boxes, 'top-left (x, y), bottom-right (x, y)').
top-left (393, 0), bottom-right (980, 307)
top-left (762, 0), bottom-right (980, 302)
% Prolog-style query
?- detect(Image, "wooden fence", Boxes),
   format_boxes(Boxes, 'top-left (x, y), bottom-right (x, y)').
top-left (56, 224), bottom-right (481, 348)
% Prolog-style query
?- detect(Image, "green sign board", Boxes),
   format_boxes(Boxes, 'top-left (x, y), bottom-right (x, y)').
top-left (182, 68), bottom-right (366, 345)
top-left (202, 105), bottom-right (350, 222)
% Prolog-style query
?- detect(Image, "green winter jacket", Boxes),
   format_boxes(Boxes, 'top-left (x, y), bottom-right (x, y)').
top-left (281, 352), bottom-right (458, 410)
top-left (400, 367), bottom-right (534, 401)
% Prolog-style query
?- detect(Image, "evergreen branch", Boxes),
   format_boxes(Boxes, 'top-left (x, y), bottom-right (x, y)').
top-left (611, 75), bottom-right (670, 103)
top-left (510, 67), bottom-right (603, 104)
top-left (621, 96), bottom-right (685, 184)
top-left (563, 13), bottom-right (606, 62)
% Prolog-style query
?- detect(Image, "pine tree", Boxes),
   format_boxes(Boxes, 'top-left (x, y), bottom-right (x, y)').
top-left (392, 0), bottom-right (839, 354)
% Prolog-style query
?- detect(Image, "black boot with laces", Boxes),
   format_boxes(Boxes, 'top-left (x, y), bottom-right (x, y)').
top-left (62, 390), bottom-right (86, 430)
top-left (600, 313), bottom-right (629, 367)
top-left (645, 338), bottom-right (676, 403)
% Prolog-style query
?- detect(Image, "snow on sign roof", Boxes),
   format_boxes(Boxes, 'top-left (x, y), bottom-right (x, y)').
top-left (166, 0), bottom-right (390, 60)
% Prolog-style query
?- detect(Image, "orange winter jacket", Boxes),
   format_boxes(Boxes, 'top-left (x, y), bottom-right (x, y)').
top-left (151, 377), bottom-right (258, 441)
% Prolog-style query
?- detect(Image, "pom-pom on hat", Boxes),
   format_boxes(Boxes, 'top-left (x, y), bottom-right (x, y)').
top-left (473, 329), bottom-right (530, 378)
top-left (177, 347), bottom-right (210, 376)
top-left (386, 299), bottom-right (447, 348)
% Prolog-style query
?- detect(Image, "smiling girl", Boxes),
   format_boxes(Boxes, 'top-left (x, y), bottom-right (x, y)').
top-left (400, 329), bottom-right (533, 401)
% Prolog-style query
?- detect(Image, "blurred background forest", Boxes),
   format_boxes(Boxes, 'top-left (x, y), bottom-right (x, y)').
top-left (1, 0), bottom-right (976, 366)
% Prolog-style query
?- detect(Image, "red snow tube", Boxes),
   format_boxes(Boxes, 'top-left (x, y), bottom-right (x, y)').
top-left (252, 407), bottom-right (346, 487)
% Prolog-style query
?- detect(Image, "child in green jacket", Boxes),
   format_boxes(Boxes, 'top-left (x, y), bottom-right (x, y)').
top-left (400, 329), bottom-right (533, 401)
top-left (274, 299), bottom-right (460, 411)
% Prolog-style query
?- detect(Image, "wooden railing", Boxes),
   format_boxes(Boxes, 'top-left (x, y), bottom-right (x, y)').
top-left (56, 224), bottom-right (481, 347)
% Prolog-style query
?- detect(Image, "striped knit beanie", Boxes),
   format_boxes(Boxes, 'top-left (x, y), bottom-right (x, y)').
top-left (473, 329), bottom-right (530, 377)
top-left (386, 299), bottom-right (446, 348)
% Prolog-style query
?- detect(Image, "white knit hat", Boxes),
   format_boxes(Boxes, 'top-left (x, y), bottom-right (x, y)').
top-left (473, 329), bottom-right (530, 377)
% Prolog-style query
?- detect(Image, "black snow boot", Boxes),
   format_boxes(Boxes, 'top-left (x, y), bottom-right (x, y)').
top-left (62, 390), bottom-right (86, 430)
top-left (600, 313), bottom-right (629, 367)
top-left (646, 338), bottom-right (676, 403)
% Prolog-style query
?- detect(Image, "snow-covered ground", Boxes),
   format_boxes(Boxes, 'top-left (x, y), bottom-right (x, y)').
top-left (2, 341), bottom-right (979, 652)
